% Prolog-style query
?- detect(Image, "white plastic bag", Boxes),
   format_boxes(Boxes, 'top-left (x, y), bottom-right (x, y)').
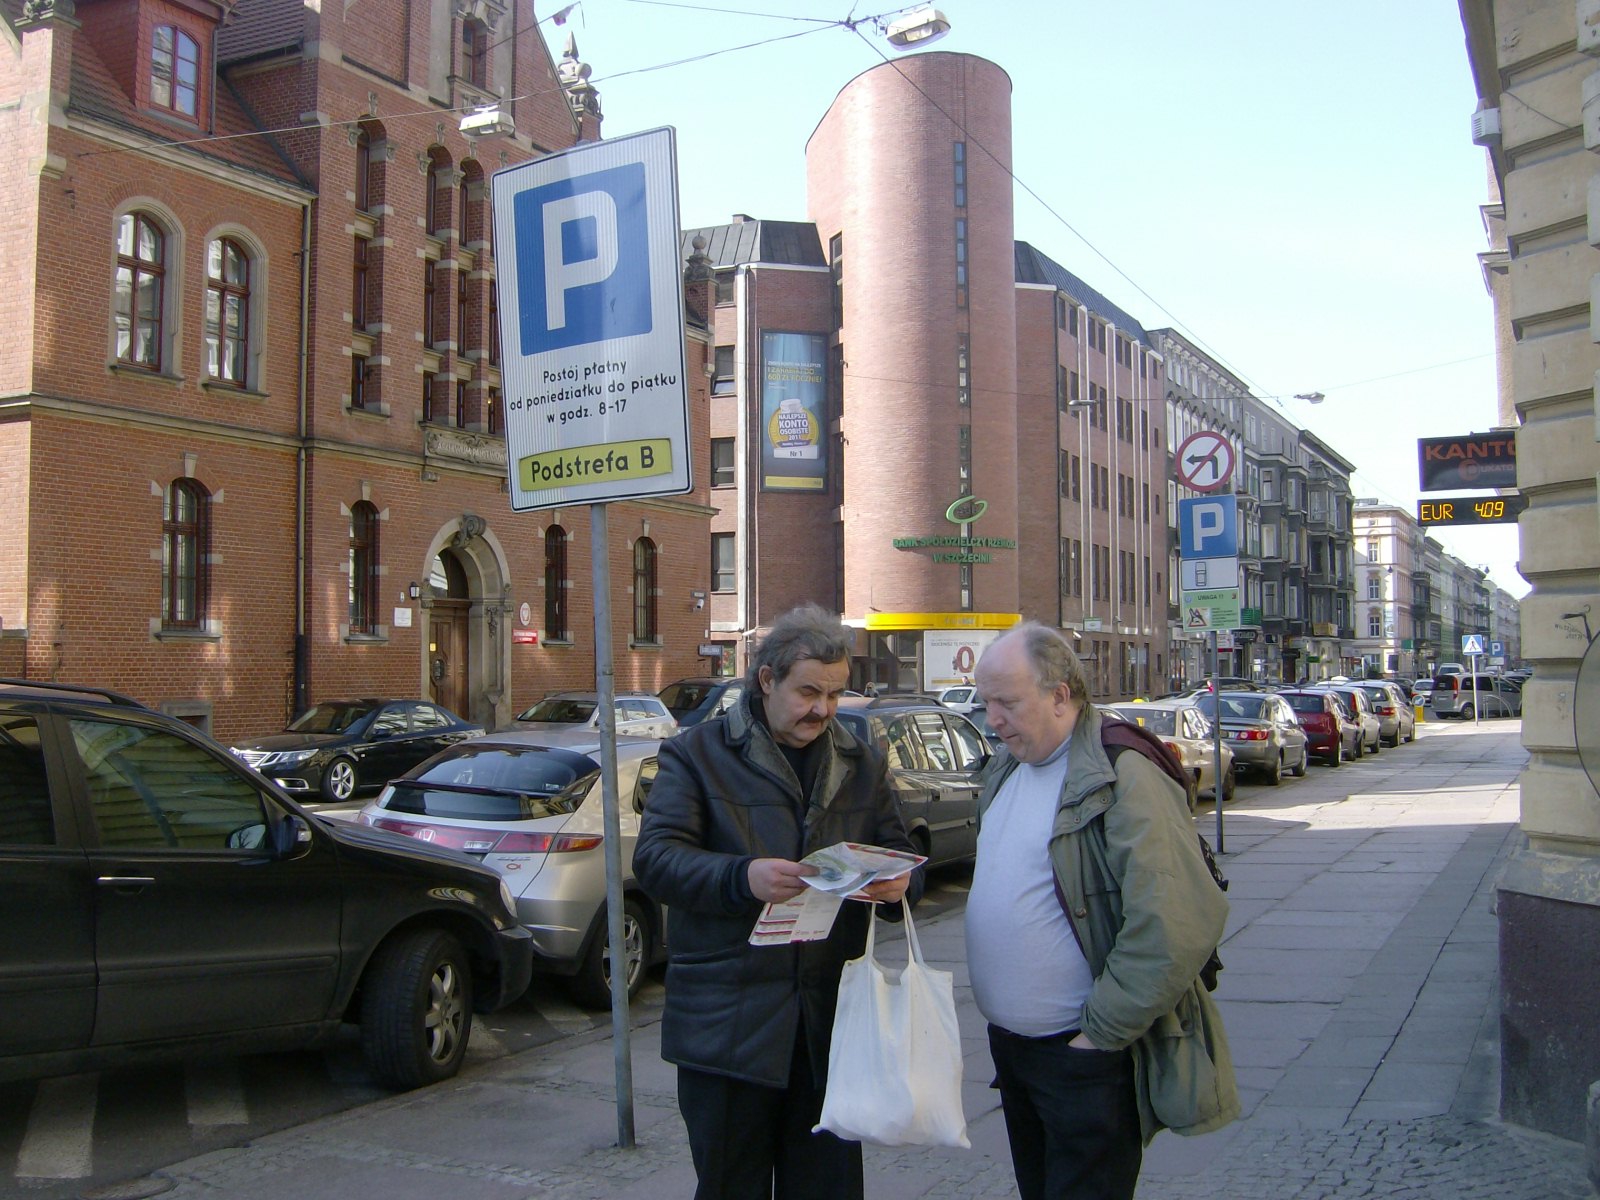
top-left (814, 900), bottom-right (970, 1148)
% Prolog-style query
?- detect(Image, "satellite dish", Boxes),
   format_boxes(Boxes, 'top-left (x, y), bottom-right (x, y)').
top-left (1577, 633), bottom-right (1600, 797)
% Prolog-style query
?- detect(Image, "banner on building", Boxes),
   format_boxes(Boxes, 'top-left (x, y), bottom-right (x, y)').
top-left (760, 331), bottom-right (827, 491)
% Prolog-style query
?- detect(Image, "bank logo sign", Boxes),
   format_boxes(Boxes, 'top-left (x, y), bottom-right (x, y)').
top-left (491, 128), bottom-right (691, 510)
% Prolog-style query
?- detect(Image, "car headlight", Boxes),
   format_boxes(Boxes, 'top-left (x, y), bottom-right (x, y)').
top-left (268, 749), bottom-right (319, 767)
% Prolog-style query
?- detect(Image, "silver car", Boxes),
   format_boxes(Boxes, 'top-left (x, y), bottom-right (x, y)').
top-left (506, 691), bottom-right (678, 739)
top-left (1194, 691), bottom-right (1309, 786)
top-left (356, 730), bottom-right (666, 1008)
top-left (1430, 674), bottom-right (1523, 720)
top-left (1354, 681), bottom-right (1416, 746)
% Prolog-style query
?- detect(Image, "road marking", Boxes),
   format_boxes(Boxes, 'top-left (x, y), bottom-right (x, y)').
top-left (529, 993), bottom-right (597, 1037)
top-left (16, 1073), bottom-right (97, 1180)
top-left (465, 1023), bottom-right (507, 1061)
top-left (186, 1060), bottom-right (249, 1128)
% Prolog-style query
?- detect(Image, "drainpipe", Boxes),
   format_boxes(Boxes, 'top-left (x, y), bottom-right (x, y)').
top-left (292, 199), bottom-right (311, 718)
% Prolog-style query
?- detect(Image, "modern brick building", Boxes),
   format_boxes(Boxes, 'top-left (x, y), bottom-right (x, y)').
top-left (0, 0), bottom-right (713, 741)
top-left (686, 53), bottom-right (1170, 698)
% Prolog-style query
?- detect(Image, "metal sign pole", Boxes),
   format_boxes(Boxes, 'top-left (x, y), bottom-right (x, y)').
top-left (591, 502), bottom-right (635, 1149)
top-left (1212, 630), bottom-right (1224, 853)
top-left (1471, 652), bottom-right (1480, 726)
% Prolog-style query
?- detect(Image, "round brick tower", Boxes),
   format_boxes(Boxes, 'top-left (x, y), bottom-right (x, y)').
top-left (806, 53), bottom-right (1019, 625)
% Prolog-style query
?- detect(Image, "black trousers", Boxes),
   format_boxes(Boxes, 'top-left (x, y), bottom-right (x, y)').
top-left (987, 1024), bottom-right (1143, 1200)
top-left (676, 1026), bottom-right (863, 1200)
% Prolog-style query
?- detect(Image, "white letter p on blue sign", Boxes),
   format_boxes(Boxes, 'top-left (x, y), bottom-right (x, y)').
top-left (513, 162), bottom-right (651, 353)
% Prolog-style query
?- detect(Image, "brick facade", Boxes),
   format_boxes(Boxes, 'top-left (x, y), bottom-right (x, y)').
top-left (1, 0), bottom-right (713, 740)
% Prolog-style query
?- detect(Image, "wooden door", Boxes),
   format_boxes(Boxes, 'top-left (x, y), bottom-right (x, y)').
top-left (428, 604), bottom-right (469, 717)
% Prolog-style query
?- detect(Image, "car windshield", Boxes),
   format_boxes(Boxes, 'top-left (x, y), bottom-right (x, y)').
top-left (1284, 694), bottom-right (1326, 714)
top-left (659, 681), bottom-right (715, 716)
top-left (288, 701), bottom-right (376, 734)
top-left (1196, 694), bottom-right (1267, 721)
top-left (384, 745), bottom-right (597, 819)
top-left (516, 698), bottom-right (597, 723)
top-left (1107, 708), bottom-right (1176, 736)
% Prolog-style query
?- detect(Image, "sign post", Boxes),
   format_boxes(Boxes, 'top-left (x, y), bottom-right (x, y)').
top-left (491, 127), bottom-right (692, 1149)
top-left (1463, 633), bottom-right (1485, 726)
top-left (1174, 436), bottom-right (1237, 853)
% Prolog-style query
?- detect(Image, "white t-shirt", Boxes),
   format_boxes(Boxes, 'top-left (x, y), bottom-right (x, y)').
top-left (965, 742), bottom-right (1094, 1037)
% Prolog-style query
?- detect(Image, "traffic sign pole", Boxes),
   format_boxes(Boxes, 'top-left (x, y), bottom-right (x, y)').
top-left (1212, 632), bottom-right (1225, 854)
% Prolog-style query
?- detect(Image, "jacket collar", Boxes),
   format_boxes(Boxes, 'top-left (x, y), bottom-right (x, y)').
top-left (978, 701), bottom-right (1119, 831)
top-left (723, 686), bottom-right (864, 810)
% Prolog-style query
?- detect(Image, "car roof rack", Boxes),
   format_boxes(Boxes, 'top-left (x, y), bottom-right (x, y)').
top-left (0, 677), bottom-right (150, 709)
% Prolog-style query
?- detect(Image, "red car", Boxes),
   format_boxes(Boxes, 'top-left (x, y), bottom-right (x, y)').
top-left (1277, 689), bottom-right (1357, 767)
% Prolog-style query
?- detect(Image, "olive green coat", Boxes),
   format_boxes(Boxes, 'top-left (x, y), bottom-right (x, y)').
top-left (976, 703), bottom-right (1240, 1144)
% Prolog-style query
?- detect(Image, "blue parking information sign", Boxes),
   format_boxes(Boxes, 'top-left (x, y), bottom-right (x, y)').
top-left (1178, 495), bottom-right (1239, 558)
top-left (491, 128), bottom-right (692, 510)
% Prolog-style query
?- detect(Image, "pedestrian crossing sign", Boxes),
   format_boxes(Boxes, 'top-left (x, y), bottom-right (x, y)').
top-left (1462, 634), bottom-right (1486, 655)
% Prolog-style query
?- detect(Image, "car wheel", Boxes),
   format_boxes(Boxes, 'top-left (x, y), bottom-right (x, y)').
top-left (1369, 734), bottom-right (1381, 754)
top-left (1325, 747), bottom-right (1341, 768)
top-left (570, 897), bottom-right (652, 1010)
top-left (321, 756), bottom-right (358, 802)
top-left (1264, 754), bottom-right (1282, 787)
top-left (909, 827), bottom-right (933, 861)
top-left (1291, 747), bottom-right (1308, 777)
top-left (1222, 765), bottom-right (1236, 802)
top-left (1352, 736), bottom-right (1363, 759)
top-left (360, 928), bottom-right (473, 1089)
top-left (1460, 704), bottom-right (1475, 721)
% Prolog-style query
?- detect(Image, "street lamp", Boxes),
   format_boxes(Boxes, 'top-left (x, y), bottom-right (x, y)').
top-left (885, 7), bottom-right (951, 48)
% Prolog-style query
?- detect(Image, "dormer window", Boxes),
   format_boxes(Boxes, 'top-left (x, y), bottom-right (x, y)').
top-left (152, 26), bottom-right (200, 119)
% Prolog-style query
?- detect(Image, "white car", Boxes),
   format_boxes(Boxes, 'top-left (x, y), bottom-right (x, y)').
top-left (934, 684), bottom-right (981, 714)
top-left (505, 692), bottom-right (678, 739)
top-left (357, 729), bottom-right (667, 1008)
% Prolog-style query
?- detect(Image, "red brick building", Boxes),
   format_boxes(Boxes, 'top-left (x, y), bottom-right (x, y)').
top-left (686, 53), bottom-right (1169, 698)
top-left (0, 0), bottom-right (713, 740)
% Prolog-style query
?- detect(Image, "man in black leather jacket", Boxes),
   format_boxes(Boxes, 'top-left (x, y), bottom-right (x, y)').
top-left (634, 603), bottom-right (922, 1200)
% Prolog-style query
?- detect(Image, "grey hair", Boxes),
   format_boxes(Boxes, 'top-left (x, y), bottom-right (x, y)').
top-left (749, 603), bottom-right (854, 686)
top-left (992, 620), bottom-right (1090, 705)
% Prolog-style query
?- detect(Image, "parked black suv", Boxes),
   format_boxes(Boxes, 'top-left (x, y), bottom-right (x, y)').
top-left (0, 679), bottom-right (533, 1089)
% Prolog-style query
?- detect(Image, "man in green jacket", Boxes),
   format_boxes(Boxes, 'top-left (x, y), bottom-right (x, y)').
top-left (968, 622), bottom-right (1238, 1200)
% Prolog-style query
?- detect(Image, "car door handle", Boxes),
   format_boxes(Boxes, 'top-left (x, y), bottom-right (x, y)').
top-left (97, 875), bottom-right (156, 889)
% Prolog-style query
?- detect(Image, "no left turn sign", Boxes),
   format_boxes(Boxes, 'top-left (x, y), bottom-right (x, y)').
top-left (1175, 430), bottom-right (1235, 492)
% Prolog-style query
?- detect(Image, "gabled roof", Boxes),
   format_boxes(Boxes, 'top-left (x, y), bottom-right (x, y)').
top-left (1014, 241), bottom-right (1152, 347)
top-left (680, 219), bottom-right (826, 269)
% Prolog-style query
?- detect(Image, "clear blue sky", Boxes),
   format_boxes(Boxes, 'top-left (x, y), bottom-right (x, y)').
top-left (560, 0), bottom-right (1522, 596)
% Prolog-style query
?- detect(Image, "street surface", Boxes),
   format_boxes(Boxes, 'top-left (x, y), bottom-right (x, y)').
top-left (0, 713), bottom-right (1546, 1199)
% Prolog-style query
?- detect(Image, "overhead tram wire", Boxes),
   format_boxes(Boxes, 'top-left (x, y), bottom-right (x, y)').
top-left (844, 24), bottom-right (1276, 406)
top-left (72, 10), bottom-right (863, 161)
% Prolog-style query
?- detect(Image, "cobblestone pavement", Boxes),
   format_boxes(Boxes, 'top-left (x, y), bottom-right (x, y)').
top-left (1134, 1116), bottom-right (1593, 1199)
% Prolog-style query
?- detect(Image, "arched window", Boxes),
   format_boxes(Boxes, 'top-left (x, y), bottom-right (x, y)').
top-left (163, 479), bottom-right (210, 628)
top-left (544, 525), bottom-right (568, 640)
top-left (151, 25), bottom-right (199, 118)
top-left (427, 151), bottom-right (452, 236)
top-left (462, 18), bottom-right (488, 87)
top-left (115, 212), bottom-right (166, 370)
top-left (632, 537), bottom-right (657, 643)
top-left (349, 501), bottom-right (380, 634)
top-left (205, 237), bottom-right (250, 386)
top-left (354, 127), bottom-right (372, 211)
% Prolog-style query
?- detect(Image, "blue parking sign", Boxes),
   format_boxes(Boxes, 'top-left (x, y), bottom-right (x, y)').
top-left (1178, 496), bottom-right (1238, 559)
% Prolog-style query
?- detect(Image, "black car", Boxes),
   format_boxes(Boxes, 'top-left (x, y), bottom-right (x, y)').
top-left (657, 677), bottom-right (744, 729)
top-left (230, 698), bottom-right (483, 802)
top-left (0, 678), bottom-right (532, 1089)
top-left (832, 697), bottom-right (989, 867)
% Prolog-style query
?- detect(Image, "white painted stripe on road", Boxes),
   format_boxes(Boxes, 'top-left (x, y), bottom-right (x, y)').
top-left (16, 1073), bottom-right (97, 1180)
top-left (530, 993), bottom-right (596, 1036)
top-left (186, 1060), bottom-right (249, 1128)
top-left (465, 1022), bottom-right (507, 1060)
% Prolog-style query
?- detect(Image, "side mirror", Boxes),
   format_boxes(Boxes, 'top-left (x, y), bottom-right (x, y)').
top-left (271, 812), bottom-right (313, 858)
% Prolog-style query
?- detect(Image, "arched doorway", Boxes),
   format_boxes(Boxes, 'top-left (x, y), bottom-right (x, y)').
top-left (421, 514), bottom-right (513, 729)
